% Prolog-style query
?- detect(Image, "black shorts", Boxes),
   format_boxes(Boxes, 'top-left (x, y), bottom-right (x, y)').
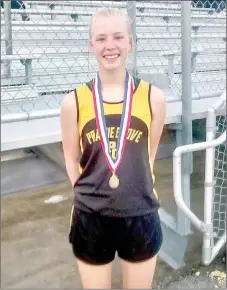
top-left (69, 208), bottom-right (163, 265)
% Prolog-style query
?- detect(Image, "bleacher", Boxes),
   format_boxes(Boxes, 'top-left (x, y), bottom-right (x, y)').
top-left (1, 1), bottom-right (226, 151)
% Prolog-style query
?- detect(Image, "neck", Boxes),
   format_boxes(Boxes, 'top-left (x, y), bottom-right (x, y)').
top-left (98, 66), bottom-right (127, 89)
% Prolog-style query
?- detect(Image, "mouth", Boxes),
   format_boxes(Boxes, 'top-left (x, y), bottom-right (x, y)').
top-left (103, 54), bottom-right (120, 60)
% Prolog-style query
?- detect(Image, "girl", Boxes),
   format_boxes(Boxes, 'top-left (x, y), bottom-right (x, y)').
top-left (60, 7), bottom-right (166, 289)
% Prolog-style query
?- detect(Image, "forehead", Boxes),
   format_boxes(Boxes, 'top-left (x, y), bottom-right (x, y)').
top-left (91, 14), bottom-right (128, 36)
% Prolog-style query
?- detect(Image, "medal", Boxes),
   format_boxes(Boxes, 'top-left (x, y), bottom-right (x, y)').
top-left (109, 173), bottom-right (120, 189)
top-left (92, 70), bottom-right (135, 189)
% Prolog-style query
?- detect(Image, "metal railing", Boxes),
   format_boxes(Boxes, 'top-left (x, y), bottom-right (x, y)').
top-left (173, 91), bottom-right (226, 265)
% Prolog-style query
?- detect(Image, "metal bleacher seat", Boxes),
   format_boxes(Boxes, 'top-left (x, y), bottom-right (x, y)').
top-left (1, 3), bottom-right (226, 23)
top-left (1, 54), bottom-right (41, 105)
top-left (2, 18), bottom-right (226, 33)
top-left (24, 0), bottom-right (220, 16)
top-left (24, 0), bottom-right (217, 14)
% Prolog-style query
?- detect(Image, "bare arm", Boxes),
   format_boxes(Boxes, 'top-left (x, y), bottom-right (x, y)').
top-left (149, 86), bottom-right (166, 170)
top-left (60, 91), bottom-right (81, 188)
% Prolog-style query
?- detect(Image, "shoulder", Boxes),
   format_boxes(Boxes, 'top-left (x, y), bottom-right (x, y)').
top-left (60, 90), bottom-right (78, 124)
top-left (137, 77), bottom-right (165, 101)
top-left (150, 85), bottom-right (166, 102)
top-left (135, 76), bottom-right (165, 107)
top-left (138, 77), bottom-right (166, 112)
top-left (149, 85), bottom-right (166, 114)
top-left (61, 81), bottom-right (89, 111)
top-left (61, 90), bottom-right (77, 110)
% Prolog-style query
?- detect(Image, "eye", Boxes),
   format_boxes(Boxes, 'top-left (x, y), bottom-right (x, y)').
top-left (97, 37), bottom-right (105, 42)
top-left (115, 35), bottom-right (124, 40)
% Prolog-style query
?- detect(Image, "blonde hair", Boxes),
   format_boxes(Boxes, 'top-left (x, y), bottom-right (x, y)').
top-left (89, 7), bottom-right (132, 39)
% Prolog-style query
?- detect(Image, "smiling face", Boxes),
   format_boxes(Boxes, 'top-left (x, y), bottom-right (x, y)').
top-left (89, 10), bottom-right (133, 72)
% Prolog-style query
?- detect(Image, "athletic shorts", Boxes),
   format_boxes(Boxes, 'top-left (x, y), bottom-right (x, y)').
top-left (69, 208), bottom-right (163, 265)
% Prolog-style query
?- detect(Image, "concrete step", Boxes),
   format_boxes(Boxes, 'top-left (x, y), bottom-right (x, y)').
top-left (1, 149), bottom-right (36, 162)
top-left (1, 152), bottom-right (67, 196)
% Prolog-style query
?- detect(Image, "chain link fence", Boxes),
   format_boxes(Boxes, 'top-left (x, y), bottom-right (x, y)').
top-left (203, 91), bottom-right (226, 265)
top-left (173, 90), bottom-right (226, 266)
top-left (212, 102), bottom-right (226, 241)
top-left (1, 0), bottom-right (226, 120)
top-left (189, 0), bottom-right (226, 100)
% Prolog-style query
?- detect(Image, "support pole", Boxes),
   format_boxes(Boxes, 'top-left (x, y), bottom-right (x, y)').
top-left (4, 0), bottom-right (13, 77)
top-left (126, 1), bottom-right (137, 76)
top-left (177, 1), bottom-right (193, 235)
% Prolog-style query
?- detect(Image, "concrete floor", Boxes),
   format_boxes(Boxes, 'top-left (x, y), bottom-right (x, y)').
top-left (1, 151), bottom-right (225, 288)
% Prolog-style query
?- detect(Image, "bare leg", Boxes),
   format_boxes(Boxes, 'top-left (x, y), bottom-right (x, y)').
top-left (76, 258), bottom-right (113, 289)
top-left (120, 255), bottom-right (158, 289)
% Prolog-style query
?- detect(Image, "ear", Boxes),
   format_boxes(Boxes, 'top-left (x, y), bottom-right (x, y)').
top-left (89, 39), bottom-right (94, 53)
top-left (128, 35), bottom-right (133, 54)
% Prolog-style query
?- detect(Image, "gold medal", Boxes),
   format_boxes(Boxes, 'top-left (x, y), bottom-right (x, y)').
top-left (109, 173), bottom-right (119, 189)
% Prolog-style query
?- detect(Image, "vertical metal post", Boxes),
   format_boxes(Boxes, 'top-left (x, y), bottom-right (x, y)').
top-left (4, 0), bottom-right (13, 77)
top-left (202, 107), bottom-right (216, 264)
top-left (126, 1), bottom-right (137, 76)
top-left (49, 4), bottom-right (56, 20)
top-left (24, 59), bottom-right (32, 85)
top-left (177, 1), bottom-right (193, 235)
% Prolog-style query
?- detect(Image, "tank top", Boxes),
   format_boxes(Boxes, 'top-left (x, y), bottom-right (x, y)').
top-left (72, 74), bottom-right (160, 217)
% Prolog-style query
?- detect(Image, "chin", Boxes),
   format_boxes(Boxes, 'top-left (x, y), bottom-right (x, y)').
top-left (103, 64), bottom-right (121, 71)
top-left (100, 60), bottom-right (125, 72)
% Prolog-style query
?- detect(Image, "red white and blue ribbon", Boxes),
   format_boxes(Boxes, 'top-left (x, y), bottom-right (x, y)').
top-left (92, 70), bottom-right (135, 174)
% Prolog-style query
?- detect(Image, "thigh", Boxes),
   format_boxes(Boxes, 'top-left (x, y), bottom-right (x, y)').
top-left (120, 254), bottom-right (158, 289)
top-left (69, 209), bottom-right (116, 265)
top-left (76, 259), bottom-right (113, 289)
top-left (117, 211), bottom-right (163, 288)
top-left (69, 209), bottom-right (116, 288)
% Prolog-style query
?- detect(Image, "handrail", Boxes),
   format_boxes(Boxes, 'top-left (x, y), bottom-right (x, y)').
top-left (173, 131), bottom-right (226, 232)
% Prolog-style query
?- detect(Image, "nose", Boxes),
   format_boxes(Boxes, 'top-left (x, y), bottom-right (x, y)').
top-left (105, 37), bottom-right (115, 50)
